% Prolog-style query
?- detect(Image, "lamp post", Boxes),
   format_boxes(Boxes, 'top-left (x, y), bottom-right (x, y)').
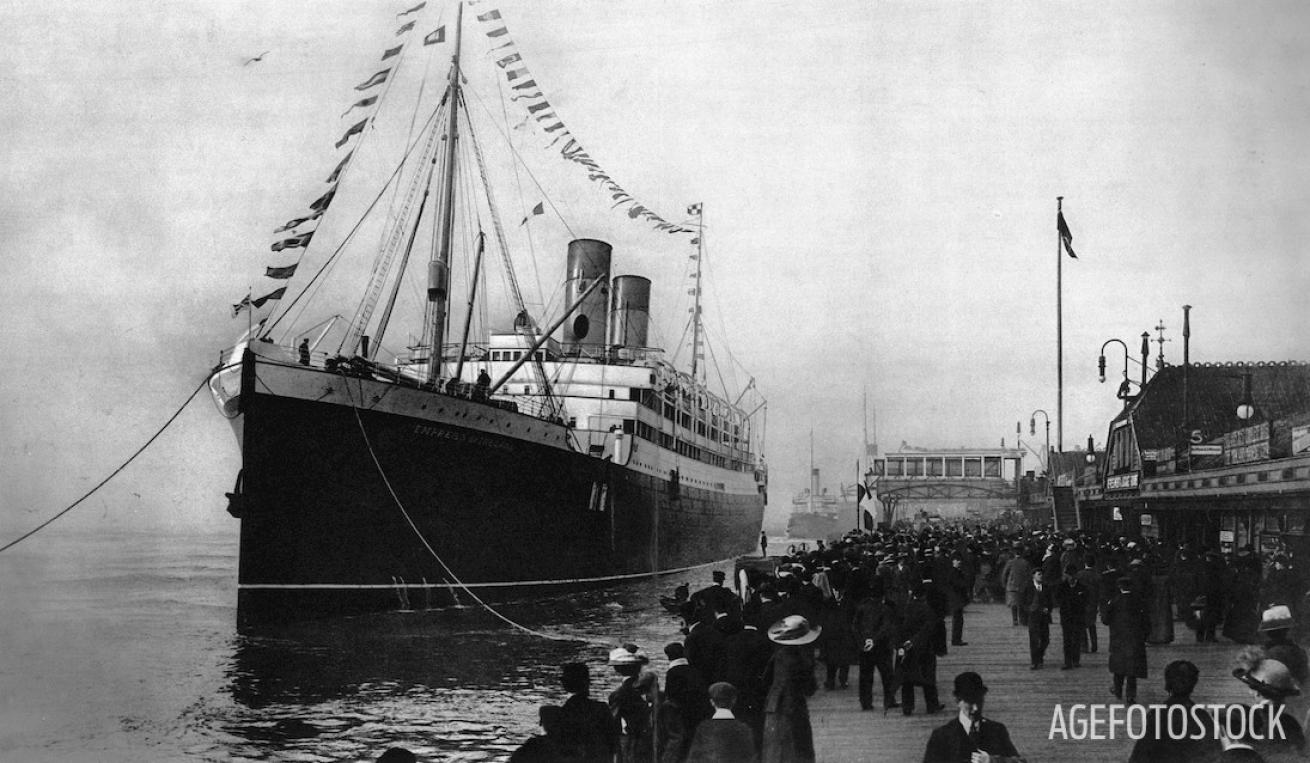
top-left (1235, 370), bottom-right (1256, 421)
top-left (1098, 338), bottom-right (1145, 399)
top-left (1030, 409), bottom-right (1052, 478)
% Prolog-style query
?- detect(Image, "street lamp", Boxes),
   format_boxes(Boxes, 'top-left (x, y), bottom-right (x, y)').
top-left (1030, 409), bottom-right (1051, 477)
top-left (1098, 338), bottom-right (1142, 399)
top-left (1235, 370), bottom-right (1256, 421)
top-left (1085, 435), bottom-right (1097, 465)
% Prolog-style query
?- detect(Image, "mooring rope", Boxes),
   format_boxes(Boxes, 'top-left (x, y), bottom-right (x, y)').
top-left (0, 377), bottom-right (209, 554)
top-left (337, 371), bottom-right (615, 646)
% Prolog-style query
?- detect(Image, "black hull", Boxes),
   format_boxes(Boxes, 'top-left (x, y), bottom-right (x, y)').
top-left (233, 371), bottom-right (763, 624)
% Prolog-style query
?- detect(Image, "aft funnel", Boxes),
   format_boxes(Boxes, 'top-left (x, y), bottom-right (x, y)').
top-left (608, 275), bottom-right (651, 350)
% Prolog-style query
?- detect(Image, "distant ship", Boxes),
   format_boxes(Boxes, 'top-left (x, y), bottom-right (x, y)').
top-left (206, 2), bottom-right (766, 623)
top-left (786, 468), bottom-right (858, 541)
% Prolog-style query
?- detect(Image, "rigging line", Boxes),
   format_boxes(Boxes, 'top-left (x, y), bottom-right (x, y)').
top-left (0, 377), bottom-right (208, 554)
top-left (462, 86), bottom-right (576, 239)
top-left (487, 50), bottom-right (547, 308)
top-left (697, 244), bottom-right (751, 385)
top-left (703, 331), bottom-right (731, 407)
top-left (335, 370), bottom-right (609, 646)
top-left (266, 105), bottom-right (445, 340)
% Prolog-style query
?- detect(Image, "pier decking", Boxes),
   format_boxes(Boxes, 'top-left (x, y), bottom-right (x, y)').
top-left (809, 599), bottom-right (1289, 761)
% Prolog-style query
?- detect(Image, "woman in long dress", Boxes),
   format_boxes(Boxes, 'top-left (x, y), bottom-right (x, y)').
top-left (762, 615), bottom-right (820, 763)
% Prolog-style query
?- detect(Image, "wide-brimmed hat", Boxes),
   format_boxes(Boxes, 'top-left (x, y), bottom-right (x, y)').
top-left (1234, 658), bottom-right (1301, 699)
top-left (767, 615), bottom-right (822, 645)
top-left (1259, 605), bottom-right (1295, 632)
top-left (953, 671), bottom-right (988, 702)
top-left (607, 644), bottom-right (650, 666)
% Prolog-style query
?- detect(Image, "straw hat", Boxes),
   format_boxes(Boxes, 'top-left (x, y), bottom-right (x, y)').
top-left (607, 644), bottom-right (650, 666)
top-left (767, 615), bottom-right (822, 645)
top-left (1234, 658), bottom-right (1301, 699)
top-left (1258, 605), bottom-right (1295, 633)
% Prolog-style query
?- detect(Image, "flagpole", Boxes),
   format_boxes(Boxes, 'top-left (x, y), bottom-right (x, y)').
top-left (1056, 196), bottom-right (1064, 454)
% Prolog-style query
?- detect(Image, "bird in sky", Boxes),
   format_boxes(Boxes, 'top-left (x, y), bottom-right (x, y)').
top-left (243, 50), bottom-right (271, 66)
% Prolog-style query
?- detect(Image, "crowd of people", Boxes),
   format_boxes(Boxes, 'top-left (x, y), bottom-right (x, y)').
top-left (496, 523), bottom-right (1310, 762)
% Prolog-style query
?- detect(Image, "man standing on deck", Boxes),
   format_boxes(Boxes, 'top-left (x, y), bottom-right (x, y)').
top-left (760, 531), bottom-right (769, 557)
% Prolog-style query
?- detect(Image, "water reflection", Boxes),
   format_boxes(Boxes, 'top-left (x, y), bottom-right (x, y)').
top-left (218, 574), bottom-right (699, 761)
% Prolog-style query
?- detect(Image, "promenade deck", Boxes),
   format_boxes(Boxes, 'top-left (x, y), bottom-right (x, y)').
top-left (809, 599), bottom-right (1294, 761)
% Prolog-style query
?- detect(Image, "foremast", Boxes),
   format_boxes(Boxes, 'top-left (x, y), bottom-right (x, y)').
top-left (426, 2), bottom-right (465, 384)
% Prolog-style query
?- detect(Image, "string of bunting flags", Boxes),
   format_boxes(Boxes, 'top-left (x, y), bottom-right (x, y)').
top-left (234, 3), bottom-right (449, 319)
top-left (471, 6), bottom-right (696, 236)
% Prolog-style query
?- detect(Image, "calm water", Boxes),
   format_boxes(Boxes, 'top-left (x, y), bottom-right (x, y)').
top-left (0, 528), bottom-right (711, 762)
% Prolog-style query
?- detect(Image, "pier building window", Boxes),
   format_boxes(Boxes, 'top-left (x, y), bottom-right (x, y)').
top-left (927, 459), bottom-right (944, 477)
top-left (964, 458), bottom-right (982, 477)
top-left (906, 458), bottom-right (923, 477)
top-left (984, 457), bottom-right (1001, 477)
top-left (946, 459), bottom-right (963, 477)
top-left (886, 459), bottom-right (903, 477)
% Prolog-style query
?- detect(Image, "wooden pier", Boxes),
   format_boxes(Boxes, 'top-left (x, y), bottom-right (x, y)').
top-left (809, 599), bottom-right (1283, 761)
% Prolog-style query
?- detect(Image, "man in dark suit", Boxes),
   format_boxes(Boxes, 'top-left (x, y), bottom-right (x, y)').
top-left (685, 681), bottom-right (757, 762)
top-left (897, 584), bottom-right (944, 715)
top-left (1104, 575), bottom-right (1151, 704)
top-left (854, 579), bottom-right (900, 712)
top-left (1021, 569), bottom-right (1054, 669)
top-left (556, 662), bottom-right (618, 763)
top-left (921, 671), bottom-right (1025, 763)
top-left (664, 642), bottom-right (711, 742)
top-left (1056, 564), bottom-right (1088, 669)
top-left (691, 570), bottom-right (742, 622)
top-left (718, 615), bottom-right (772, 753)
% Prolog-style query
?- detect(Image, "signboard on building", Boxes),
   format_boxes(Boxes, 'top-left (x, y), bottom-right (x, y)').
top-left (1190, 444), bottom-right (1223, 457)
top-left (1225, 421), bottom-right (1272, 465)
top-left (1112, 507), bottom-right (1123, 521)
top-left (1141, 450), bottom-right (1159, 461)
top-left (1220, 530), bottom-right (1235, 542)
top-left (1140, 513), bottom-right (1153, 526)
top-left (1105, 472), bottom-right (1140, 491)
top-left (1294, 424), bottom-right (1310, 455)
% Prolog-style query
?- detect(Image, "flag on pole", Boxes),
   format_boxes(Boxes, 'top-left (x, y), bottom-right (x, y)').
top-left (265, 264), bottom-right (299, 279)
top-left (398, 2), bottom-right (426, 16)
top-left (232, 293), bottom-right (252, 317)
top-left (477, 9), bottom-right (502, 21)
top-left (271, 231), bottom-right (314, 252)
top-left (341, 95), bottom-right (377, 117)
top-left (335, 119), bottom-right (367, 148)
top-left (326, 151), bottom-right (353, 184)
top-left (423, 26), bottom-right (445, 45)
top-left (310, 186), bottom-right (337, 213)
top-left (687, 202), bottom-right (702, 216)
top-left (250, 287), bottom-right (287, 309)
top-left (355, 68), bottom-right (391, 91)
top-left (519, 201), bottom-right (544, 225)
top-left (274, 216), bottom-right (313, 234)
top-left (381, 45), bottom-right (402, 61)
top-left (1058, 210), bottom-right (1077, 259)
top-left (396, 20), bottom-right (416, 35)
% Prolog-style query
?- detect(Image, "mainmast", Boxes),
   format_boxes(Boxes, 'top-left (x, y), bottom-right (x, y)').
top-left (426, 2), bottom-right (465, 383)
top-left (689, 204), bottom-right (705, 384)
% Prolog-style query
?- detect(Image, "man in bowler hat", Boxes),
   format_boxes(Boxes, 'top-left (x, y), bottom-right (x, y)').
top-left (921, 671), bottom-right (1026, 763)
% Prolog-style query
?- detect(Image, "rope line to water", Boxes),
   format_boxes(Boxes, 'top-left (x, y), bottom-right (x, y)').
top-left (338, 372), bottom-right (612, 646)
top-left (0, 378), bottom-right (209, 554)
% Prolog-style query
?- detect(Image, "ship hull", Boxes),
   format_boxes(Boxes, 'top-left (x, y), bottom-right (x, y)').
top-left (222, 351), bottom-right (764, 624)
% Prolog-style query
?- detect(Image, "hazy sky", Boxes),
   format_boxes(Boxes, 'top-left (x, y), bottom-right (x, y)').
top-left (1, 0), bottom-right (1307, 540)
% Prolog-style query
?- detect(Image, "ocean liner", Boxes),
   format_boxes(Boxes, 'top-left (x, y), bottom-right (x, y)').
top-left (207, 3), bottom-right (766, 623)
